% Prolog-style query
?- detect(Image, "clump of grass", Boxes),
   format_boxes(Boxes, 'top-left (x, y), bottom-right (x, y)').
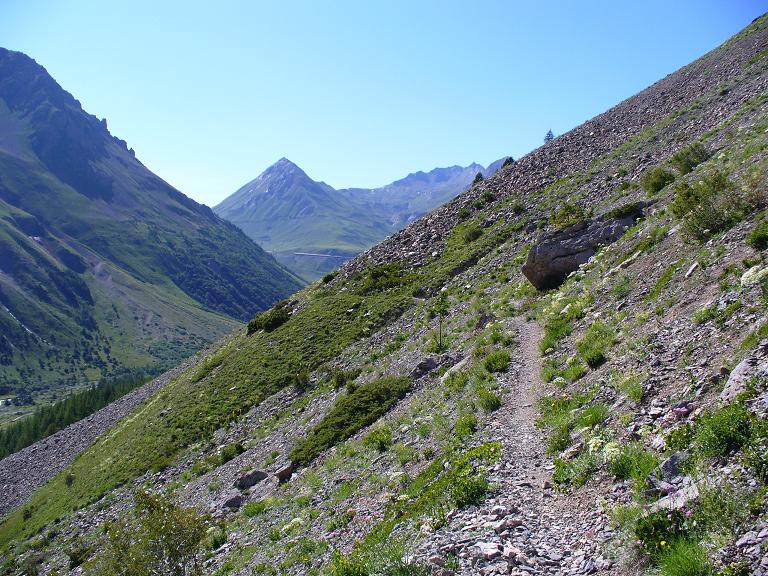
top-left (461, 224), bottom-right (483, 243)
top-left (607, 443), bottom-right (658, 481)
top-left (483, 350), bottom-right (510, 373)
top-left (657, 540), bottom-right (712, 576)
top-left (577, 403), bottom-right (609, 428)
top-left (476, 387), bottom-right (501, 411)
top-left (290, 376), bottom-right (411, 466)
top-left (454, 413), bottom-right (478, 440)
top-left (576, 321), bottom-right (615, 368)
top-left (641, 167), bottom-right (675, 195)
top-left (613, 372), bottom-right (644, 402)
top-left (363, 427), bottom-right (392, 452)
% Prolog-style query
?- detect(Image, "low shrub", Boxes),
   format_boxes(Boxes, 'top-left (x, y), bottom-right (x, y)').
top-left (484, 350), bottom-right (510, 373)
top-left (670, 142), bottom-right (710, 175)
top-left (242, 500), bottom-right (268, 517)
top-left (551, 202), bottom-right (588, 230)
top-left (577, 403), bottom-right (609, 428)
top-left (247, 302), bottom-right (290, 335)
top-left (641, 167), bottom-right (675, 195)
top-left (670, 170), bottom-right (749, 240)
top-left (290, 376), bottom-right (412, 466)
top-left (450, 468), bottom-right (489, 508)
top-left (461, 225), bottom-right (483, 243)
top-left (219, 442), bottom-right (245, 465)
top-left (634, 509), bottom-right (688, 559)
top-left (552, 451), bottom-right (600, 487)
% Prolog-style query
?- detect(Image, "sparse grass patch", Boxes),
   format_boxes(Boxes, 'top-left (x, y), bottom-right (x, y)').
top-left (553, 451), bottom-right (600, 487)
top-left (476, 387), bottom-right (501, 411)
top-left (748, 216), bottom-right (768, 250)
top-left (657, 539), bottom-right (712, 576)
top-left (576, 321), bottom-right (615, 368)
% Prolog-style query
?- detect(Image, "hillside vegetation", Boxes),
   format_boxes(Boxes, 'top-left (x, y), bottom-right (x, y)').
top-left (2, 14), bottom-right (768, 576)
top-left (0, 49), bottom-right (303, 404)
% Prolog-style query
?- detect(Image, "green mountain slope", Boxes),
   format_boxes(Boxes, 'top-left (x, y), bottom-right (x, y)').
top-left (0, 48), bottom-right (303, 404)
top-left (214, 158), bottom-right (508, 281)
top-left (3, 14), bottom-right (768, 576)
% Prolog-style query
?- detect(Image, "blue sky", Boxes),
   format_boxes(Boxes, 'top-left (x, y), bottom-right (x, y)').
top-left (1, 1), bottom-right (764, 206)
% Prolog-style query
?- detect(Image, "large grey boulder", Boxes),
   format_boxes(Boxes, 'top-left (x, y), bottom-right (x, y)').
top-left (720, 340), bottom-right (768, 402)
top-left (522, 202), bottom-right (648, 290)
top-left (234, 469), bottom-right (268, 490)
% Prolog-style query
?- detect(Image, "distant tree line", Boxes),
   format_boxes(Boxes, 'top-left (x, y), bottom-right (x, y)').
top-left (0, 370), bottom-right (152, 459)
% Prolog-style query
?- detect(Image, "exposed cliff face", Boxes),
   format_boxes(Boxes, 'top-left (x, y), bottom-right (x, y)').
top-left (3, 14), bottom-right (768, 576)
top-left (0, 48), bottom-right (303, 401)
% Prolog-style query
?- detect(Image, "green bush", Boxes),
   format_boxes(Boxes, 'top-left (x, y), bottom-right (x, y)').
top-left (484, 350), bottom-right (510, 373)
top-left (670, 143), bottom-right (710, 175)
top-left (748, 218), bottom-right (768, 250)
top-left (641, 167), bottom-right (675, 195)
top-left (657, 539), bottom-right (712, 576)
top-left (290, 376), bottom-right (412, 466)
top-left (551, 202), bottom-right (588, 229)
top-left (696, 403), bottom-right (752, 457)
top-left (219, 442), bottom-right (245, 465)
top-left (547, 425), bottom-right (571, 455)
top-left (577, 403), bottom-right (609, 428)
top-left (608, 443), bottom-right (658, 481)
top-left (552, 451), bottom-right (600, 487)
top-left (247, 302), bottom-right (290, 335)
top-left (576, 322), bottom-right (615, 368)
top-left (91, 491), bottom-right (209, 576)
top-left (358, 263), bottom-right (407, 294)
top-left (363, 427), bottom-right (393, 452)
top-left (322, 272), bottom-right (336, 284)
top-left (670, 170), bottom-right (748, 240)
top-left (454, 413), bottom-right (478, 440)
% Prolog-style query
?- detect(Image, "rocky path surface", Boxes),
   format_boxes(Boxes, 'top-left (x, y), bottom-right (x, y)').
top-left (0, 350), bottom-right (210, 518)
top-left (416, 319), bottom-right (615, 575)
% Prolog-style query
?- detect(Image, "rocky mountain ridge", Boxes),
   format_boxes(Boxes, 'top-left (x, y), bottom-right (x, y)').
top-left (214, 157), bottom-right (508, 281)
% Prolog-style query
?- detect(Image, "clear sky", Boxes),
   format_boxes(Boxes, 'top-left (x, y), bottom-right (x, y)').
top-left (1, 1), bottom-right (764, 206)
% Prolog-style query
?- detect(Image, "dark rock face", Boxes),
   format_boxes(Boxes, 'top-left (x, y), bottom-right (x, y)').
top-left (521, 203), bottom-right (648, 290)
top-left (234, 470), bottom-right (268, 490)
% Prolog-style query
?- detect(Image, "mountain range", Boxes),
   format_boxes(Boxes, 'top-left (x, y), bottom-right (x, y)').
top-left (0, 48), bottom-right (302, 406)
top-left (214, 157), bottom-right (509, 280)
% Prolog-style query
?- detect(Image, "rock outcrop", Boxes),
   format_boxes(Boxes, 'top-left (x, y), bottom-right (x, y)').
top-left (522, 202), bottom-right (648, 290)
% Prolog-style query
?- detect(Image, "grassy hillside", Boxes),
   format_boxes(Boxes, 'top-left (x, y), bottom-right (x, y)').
top-left (2, 14), bottom-right (768, 576)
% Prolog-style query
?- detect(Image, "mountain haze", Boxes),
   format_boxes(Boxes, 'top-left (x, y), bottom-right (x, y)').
top-left (215, 157), bottom-right (509, 280)
top-left (0, 48), bottom-right (302, 404)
